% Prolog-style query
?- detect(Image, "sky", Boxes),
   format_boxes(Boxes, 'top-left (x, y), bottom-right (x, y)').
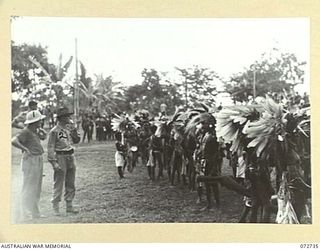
top-left (11, 17), bottom-right (310, 93)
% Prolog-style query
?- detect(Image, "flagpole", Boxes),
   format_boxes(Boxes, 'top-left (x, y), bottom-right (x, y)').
top-left (75, 38), bottom-right (79, 123)
top-left (185, 78), bottom-right (188, 108)
top-left (253, 69), bottom-right (256, 102)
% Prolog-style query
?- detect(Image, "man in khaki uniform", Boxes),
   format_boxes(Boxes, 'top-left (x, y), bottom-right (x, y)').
top-left (47, 107), bottom-right (80, 215)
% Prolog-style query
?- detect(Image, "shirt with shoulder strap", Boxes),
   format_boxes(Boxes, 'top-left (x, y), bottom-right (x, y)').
top-left (47, 124), bottom-right (80, 162)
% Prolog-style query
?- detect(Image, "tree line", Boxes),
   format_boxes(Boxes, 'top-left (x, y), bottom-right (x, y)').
top-left (11, 42), bottom-right (307, 117)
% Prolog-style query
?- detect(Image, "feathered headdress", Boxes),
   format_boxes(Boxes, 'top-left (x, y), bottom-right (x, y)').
top-left (242, 98), bottom-right (284, 158)
top-left (111, 114), bottom-right (140, 132)
top-left (215, 105), bottom-right (261, 154)
top-left (135, 109), bottom-right (150, 119)
top-left (242, 98), bottom-right (307, 160)
top-left (185, 112), bottom-right (216, 136)
top-left (134, 109), bottom-right (151, 125)
top-left (175, 103), bottom-right (213, 134)
top-left (149, 107), bottom-right (185, 137)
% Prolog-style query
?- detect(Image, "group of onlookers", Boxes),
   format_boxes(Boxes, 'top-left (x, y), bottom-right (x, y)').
top-left (81, 113), bottom-right (114, 143)
top-left (12, 101), bottom-right (81, 221)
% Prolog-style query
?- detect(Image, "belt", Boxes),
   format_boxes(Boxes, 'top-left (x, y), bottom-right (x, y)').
top-left (55, 149), bottom-right (74, 155)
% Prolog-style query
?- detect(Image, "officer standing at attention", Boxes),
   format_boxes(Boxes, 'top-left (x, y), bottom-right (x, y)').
top-left (47, 107), bottom-right (80, 216)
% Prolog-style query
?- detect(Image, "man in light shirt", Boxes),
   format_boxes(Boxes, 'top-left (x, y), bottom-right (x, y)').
top-left (47, 107), bottom-right (80, 216)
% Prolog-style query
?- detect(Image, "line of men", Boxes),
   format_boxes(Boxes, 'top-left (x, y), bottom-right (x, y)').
top-left (81, 113), bottom-right (114, 143)
top-left (12, 101), bottom-right (81, 221)
top-left (13, 102), bottom-right (115, 143)
top-left (115, 112), bottom-right (224, 210)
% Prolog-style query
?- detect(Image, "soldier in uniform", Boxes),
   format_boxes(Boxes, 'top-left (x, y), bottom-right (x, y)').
top-left (47, 107), bottom-right (81, 216)
top-left (95, 116), bottom-right (104, 141)
top-left (88, 115), bottom-right (95, 142)
top-left (81, 114), bottom-right (91, 143)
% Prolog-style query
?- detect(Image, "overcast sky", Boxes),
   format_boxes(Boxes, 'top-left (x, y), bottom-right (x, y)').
top-left (11, 17), bottom-right (310, 93)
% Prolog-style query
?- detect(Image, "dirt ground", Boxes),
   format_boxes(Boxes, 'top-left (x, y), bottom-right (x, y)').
top-left (11, 130), bottom-right (311, 224)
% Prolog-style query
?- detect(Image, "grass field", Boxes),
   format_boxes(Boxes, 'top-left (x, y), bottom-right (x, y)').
top-left (12, 128), bottom-right (310, 224)
top-left (11, 131), bottom-right (249, 224)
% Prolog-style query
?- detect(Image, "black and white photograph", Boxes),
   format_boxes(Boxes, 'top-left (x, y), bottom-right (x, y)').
top-left (10, 17), bottom-right (311, 225)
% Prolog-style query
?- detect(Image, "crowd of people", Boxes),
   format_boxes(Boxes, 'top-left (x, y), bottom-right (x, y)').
top-left (111, 108), bottom-right (235, 212)
top-left (110, 97), bottom-right (311, 223)
top-left (81, 113), bottom-right (114, 142)
top-left (11, 93), bottom-right (311, 223)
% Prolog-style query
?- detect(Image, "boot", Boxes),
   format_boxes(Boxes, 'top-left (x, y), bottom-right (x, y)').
top-left (66, 201), bottom-right (79, 214)
top-left (52, 203), bottom-right (60, 216)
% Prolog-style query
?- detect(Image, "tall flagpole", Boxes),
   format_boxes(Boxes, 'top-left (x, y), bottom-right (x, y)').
top-left (253, 69), bottom-right (256, 102)
top-left (75, 38), bottom-right (79, 122)
top-left (185, 78), bottom-right (188, 108)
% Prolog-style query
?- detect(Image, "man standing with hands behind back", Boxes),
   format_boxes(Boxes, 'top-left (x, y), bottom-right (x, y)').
top-left (47, 107), bottom-right (80, 216)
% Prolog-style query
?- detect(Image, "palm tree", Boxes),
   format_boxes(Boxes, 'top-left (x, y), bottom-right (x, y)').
top-left (77, 62), bottom-right (97, 112)
top-left (28, 54), bottom-right (73, 107)
top-left (93, 74), bottom-right (125, 114)
top-left (77, 72), bottom-right (125, 114)
top-left (78, 80), bottom-right (98, 112)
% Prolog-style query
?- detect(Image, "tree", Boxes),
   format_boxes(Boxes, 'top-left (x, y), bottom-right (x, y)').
top-left (28, 53), bottom-right (74, 107)
top-left (78, 62), bottom-right (95, 111)
top-left (79, 73), bottom-right (126, 114)
top-left (175, 66), bottom-right (221, 108)
top-left (79, 61), bottom-right (92, 90)
top-left (125, 68), bottom-right (183, 116)
top-left (226, 49), bottom-right (306, 103)
top-left (95, 74), bottom-right (127, 113)
top-left (11, 42), bottom-right (74, 108)
top-left (11, 42), bottom-right (49, 94)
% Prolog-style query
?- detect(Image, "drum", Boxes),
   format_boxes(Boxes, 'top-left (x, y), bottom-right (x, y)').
top-left (130, 146), bottom-right (138, 152)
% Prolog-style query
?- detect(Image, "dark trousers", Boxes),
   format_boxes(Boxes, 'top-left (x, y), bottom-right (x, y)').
top-left (82, 128), bottom-right (90, 142)
top-left (96, 128), bottom-right (103, 141)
